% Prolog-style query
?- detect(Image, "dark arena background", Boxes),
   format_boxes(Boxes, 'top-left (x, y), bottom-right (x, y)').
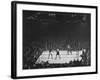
top-left (23, 10), bottom-right (91, 69)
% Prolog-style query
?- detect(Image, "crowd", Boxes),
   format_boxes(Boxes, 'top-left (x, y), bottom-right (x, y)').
top-left (23, 40), bottom-right (90, 69)
top-left (23, 59), bottom-right (90, 69)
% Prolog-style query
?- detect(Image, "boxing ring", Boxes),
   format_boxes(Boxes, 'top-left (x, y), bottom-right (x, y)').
top-left (36, 50), bottom-right (83, 64)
